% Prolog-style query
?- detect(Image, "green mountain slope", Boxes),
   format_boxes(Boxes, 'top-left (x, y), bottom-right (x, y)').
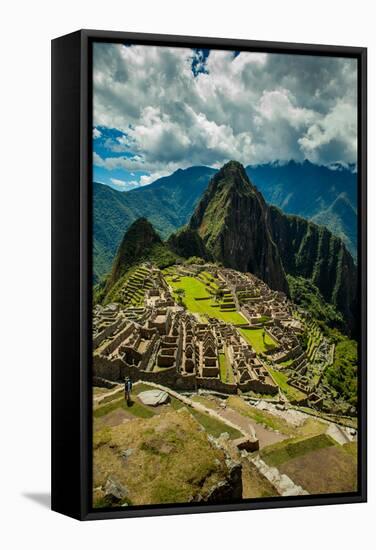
top-left (106, 218), bottom-right (176, 290)
top-left (269, 206), bottom-right (357, 332)
top-left (94, 161), bottom-right (357, 281)
top-left (93, 166), bottom-right (215, 281)
top-left (311, 193), bottom-right (357, 258)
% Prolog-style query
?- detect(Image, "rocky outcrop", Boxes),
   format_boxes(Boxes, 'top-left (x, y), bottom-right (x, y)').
top-left (205, 459), bottom-right (243, 503)
top-left (104, 476), bottom-right (128, 503)
top-left (138, 389), bottom-right (170, 406)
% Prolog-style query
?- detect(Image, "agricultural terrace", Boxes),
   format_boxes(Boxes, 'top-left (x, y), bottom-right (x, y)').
top-left (165, 273), bottom-right (246, 325)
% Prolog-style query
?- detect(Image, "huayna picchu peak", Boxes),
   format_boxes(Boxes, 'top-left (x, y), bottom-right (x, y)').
top-left (188, 160), bottom-right (289, 295)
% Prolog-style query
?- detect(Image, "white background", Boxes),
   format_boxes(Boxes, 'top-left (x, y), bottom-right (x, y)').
top-left (0, 1), bottom-right (373, 548)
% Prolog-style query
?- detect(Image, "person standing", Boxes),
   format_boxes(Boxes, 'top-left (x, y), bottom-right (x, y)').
top-left (124, 376), bottom-right (133, 405)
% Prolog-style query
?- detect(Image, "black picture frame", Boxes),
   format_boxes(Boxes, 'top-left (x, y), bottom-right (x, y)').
top-left (51, 29), bottom-right (367, 521)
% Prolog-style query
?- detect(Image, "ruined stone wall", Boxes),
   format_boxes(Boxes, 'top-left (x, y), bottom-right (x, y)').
top-left (239, 379), bottom-right (278, 395)
top-left (139, 333), bottom-right (159, 370)
top-left (100, 323), bottom-right (135, 356)
top-left (277, 346), bottom-right (305, 365)
top-left (93, 354), bottom-right (134, 381)
top-left (264, 327), bottom-right (280, 346)
top-left (141, 367), bottom-right (197, 391)
top-left (176, 330), bottom-right (183, 371)
top-left (196, 377), bottom-right (238, 394)
top-left (94, 354), bottom-right (269, 395)
top-left (93, 317), bottom-right (128, 349)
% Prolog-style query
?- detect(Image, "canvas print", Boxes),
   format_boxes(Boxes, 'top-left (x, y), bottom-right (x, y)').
top-left (91, 42), bottom-right (359, 509)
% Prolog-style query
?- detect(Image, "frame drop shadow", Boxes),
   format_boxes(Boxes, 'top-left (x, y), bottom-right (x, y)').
top-left (23, 492), bottom-right (51, 509)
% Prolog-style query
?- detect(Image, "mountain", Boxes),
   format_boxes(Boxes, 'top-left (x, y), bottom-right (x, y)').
top-left (170, 161), bottom-right (357, 333)
top-left (93, 166), bottom-right (216, 280)
top-left (311, 193), bottom-right (357, 256)
top-left (106, 218), bottom-right (176, 291)
top-left (269, 206), bottom-right (357, 332)
top-left (187, 161), bottom-right (289, 293)
top-left (168, 226), bottom-right (211, 261)
top-left (94, 160), bottom-right (357, 281)
top-left (245, 160), bottom-right (357, 258)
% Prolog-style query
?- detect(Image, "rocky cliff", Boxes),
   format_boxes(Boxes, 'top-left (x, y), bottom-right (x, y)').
top-left (188, 161), bottom-right (289, 294)
top-left (269, 206), bottom-right (357, 332)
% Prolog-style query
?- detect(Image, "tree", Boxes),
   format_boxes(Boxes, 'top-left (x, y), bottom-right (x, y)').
top-left (214, 288), bottom-right (224, 302)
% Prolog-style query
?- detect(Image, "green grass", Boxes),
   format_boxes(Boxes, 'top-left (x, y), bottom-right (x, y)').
top-left (268, 368), bottom-right (307, 402)
top-left (94, 396), bottom-right (155, 419)
top-left (219, 353), bottom-right (227, 382)
top-left (132, 383), bottom-right (158, 395)
top-left (213, 396), bottom-right (328, 438)
top-left (166, 274), bottom-right (246, 324)
top-left (97, 389), bottom-right (124, 404)
top-left (169, 396), bottom-right (186, 411)
top-left (260, 434), bottom-right (335, 467)
top-left (227, 396), bottom-right (290, 433)
top-left (191, 395), bottom-right (219, 410)
top-left (324, 331), bottom-right (358, 407)
top-left (219, 353), bottom-right (235, 384)
top-left (279, 359), bottom-right (294, 368)
top-left (239, 327), bottom-right (277, 353)
top-left (190, 408), bottom-right (242, 439)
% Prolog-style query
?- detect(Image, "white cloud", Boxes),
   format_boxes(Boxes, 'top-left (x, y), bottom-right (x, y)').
top-left (110, 177), bottom-right (128, 188)
top-left (108, 177), bottom-right (142, 191)
top-left (93, 43), bottom-right (358, 180)
top-left (298, 101), bottom-right (357, 164)
top-left (258, 89), bottom-right (315, 129)
top-left (93, 127), bottom-right (102, 139)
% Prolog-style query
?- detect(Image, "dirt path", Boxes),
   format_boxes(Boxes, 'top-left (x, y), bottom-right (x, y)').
top-left (215, 407), bottom-right (288, 449)
top-left (136, 381), bottom-right (257, 441)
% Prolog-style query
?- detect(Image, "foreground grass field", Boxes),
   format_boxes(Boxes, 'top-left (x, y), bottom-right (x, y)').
top-left (93, 408), bottom-right (232, 506)
top-left (239, 327), bottom-right (277, 353)
top-left (94, 383), bottom-right (242, 440)
top-left (166, 275), bottom-right (246, 324)
top-left (260, 434), bottom-right (334, 467)
top-left (260, 435), bottom-right (358, 494)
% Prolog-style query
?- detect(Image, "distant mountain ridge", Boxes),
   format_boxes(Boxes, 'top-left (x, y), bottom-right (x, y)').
top-left (93, 166), bottom-right (215, 280)
top-left (245, 160), bottom-right (357, 258)
top-left (93, 160), bottom-right (357, 280)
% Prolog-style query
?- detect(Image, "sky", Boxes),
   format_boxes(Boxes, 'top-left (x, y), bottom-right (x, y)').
top-left (93, 43), bottom-right (357, 191)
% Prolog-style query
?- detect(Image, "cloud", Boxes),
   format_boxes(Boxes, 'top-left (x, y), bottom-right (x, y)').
top-left (298, 101), bottom-right (357, 164)
top-left (93, 127), bottom-right (102, 139)
top-left (93, 43), bottom-right (357, 183)
top-left (108, 177), bottom-right (142, 192)
top-left (110, 177), bottom-right (128, 189)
